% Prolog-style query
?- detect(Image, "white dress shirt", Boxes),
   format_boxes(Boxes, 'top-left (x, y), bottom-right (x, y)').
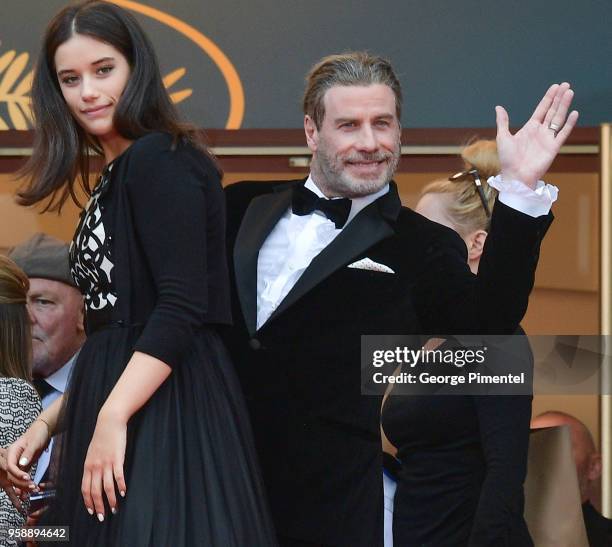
top-left (33, 353), bottom-right (77, 484)
top-left (255, 174), bottom-right (557, 331)
top-left (383, 471), bottom-right (397, 547)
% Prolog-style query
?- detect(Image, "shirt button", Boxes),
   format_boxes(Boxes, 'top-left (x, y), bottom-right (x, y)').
top-left (249, 338), bottom-right (262, 350)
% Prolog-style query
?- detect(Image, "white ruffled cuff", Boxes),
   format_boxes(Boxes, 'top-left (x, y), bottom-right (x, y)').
top-left (488, 175), bottom-right (558, 218)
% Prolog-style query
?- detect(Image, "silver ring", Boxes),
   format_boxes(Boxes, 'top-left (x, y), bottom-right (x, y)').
top-left (548, 122), bottom-right (560, 137)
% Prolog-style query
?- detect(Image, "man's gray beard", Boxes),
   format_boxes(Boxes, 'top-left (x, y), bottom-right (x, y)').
top-left (312, 144), bottom-right (400, 199)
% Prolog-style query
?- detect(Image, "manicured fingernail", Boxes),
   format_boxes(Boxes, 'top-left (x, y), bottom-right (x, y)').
top-left (28, 483), bottom-right (36, 490)
top-left (120, 490), bottom-right (125, 498)
top-left (87, 507), bottom-right (94, 515)
top-left (19, 457), bottom-right (28, 466)
top-left (22, 474), bottom-right (29, 480)
top-left (97, 513), bottom-right (104, 522)
top-left (111, 507), bottom-right (117, 514)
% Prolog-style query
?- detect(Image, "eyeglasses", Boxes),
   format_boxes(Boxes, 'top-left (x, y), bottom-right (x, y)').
top-left (448, 168), bottom-right (491, 217)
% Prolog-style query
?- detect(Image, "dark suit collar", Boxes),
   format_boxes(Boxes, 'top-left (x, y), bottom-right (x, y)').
top-left (374, 181), bottom-right (402, 223)
top-left (233, 182), bottom-right (299, 335)
top-left (234, 179), bottom-right (402, 336)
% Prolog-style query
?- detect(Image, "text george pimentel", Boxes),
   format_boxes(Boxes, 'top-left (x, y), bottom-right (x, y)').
top-left (372, 372), bottom-right (526, 385)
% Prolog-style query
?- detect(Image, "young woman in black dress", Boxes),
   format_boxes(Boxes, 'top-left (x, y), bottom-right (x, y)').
top-left (6, 2), bottom-right (276, 545)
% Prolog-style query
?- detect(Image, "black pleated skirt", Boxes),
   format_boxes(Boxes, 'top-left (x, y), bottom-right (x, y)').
top-left (42, 325), bottom-right (277, 546)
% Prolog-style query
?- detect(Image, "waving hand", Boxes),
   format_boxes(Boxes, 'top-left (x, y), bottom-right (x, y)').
top-left (496, 83), bottom-right (579, 189)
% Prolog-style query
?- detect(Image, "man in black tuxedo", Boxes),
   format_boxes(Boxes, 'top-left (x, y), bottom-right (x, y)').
top-left (223, 52), bottom-right (578, 546)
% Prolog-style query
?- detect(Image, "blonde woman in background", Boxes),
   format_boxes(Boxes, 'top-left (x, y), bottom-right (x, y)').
top-left (382, 140), bottom-right (535, 546)
top-left (0, 256), bottom-right (42, 546)
top-left (415, 139), bottom-right (499, 273)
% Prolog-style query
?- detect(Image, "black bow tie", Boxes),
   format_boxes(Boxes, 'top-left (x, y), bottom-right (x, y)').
top-left (33, 378), bottom-right (54, 399)
top-left (291, 184), bottom-right (352, 229)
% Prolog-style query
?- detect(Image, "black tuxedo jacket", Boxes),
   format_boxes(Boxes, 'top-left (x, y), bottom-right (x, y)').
top-left (222, 179), bottom-right (552, 546)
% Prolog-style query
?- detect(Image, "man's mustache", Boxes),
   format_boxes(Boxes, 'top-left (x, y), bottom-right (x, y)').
top-left (344, 151), bottom-right (393, 163)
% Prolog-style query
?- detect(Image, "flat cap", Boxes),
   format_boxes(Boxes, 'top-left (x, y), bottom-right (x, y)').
top-left (8, 233), bottom-right (76, 287)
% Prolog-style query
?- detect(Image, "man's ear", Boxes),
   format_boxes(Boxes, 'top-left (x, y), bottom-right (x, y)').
top-left (467, 230), bottom-right (488, 262)
top-left (587, 453), bottom-right (603, 482)
top-left (304, 115), bottom-right (319, 152)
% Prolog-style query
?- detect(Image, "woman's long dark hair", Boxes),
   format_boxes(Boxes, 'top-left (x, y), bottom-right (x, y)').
top-left (18, 0), bottom-right (218, 212)
top-left (0, 256), bottom-right (31, 381)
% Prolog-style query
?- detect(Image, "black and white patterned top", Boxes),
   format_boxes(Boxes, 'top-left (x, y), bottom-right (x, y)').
top-left (0, 378), bottom-right (41, 546)
top-left (70, 163), bottom-right (118, 314)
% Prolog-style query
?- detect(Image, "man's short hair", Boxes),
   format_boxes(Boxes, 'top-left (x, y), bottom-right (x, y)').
top-left (302, 51), bottom-right (403, 129)
top-left (9, 233), bottom-right (76, 287)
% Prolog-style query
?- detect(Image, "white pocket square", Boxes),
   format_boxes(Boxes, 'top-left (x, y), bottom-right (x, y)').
top-left (347, 258), bottom-right (395, 274)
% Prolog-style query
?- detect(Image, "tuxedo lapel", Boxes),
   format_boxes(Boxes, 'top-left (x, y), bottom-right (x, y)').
top-left (267, 183), bottom-right (402, 324)
top-left (233, 184), bottom-right (296, 336)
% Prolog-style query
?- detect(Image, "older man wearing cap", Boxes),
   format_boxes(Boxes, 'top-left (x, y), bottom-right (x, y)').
top-left (9, 233), bottom-right (85, 485)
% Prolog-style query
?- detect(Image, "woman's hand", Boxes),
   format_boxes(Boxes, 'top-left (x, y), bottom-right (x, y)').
top-left (6, 420), bottom-right (50, 490)
top-left (79, 351), bottom-right (171, 521)
top-left (496, 82), bottom-right (579, 189)
top-left (81, 409), bottom-right (127, 521)
top-left (1, 447), bottom-right (26, 514)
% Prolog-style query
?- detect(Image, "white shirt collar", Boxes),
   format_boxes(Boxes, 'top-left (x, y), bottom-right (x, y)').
top-left (44, 351), bottom-right (79, 394)
top-left (305, 174), bottom-right (389, 224)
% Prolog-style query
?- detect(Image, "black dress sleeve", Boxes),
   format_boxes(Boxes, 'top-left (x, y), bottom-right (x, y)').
top-left (468, 389), bottom-right (534, 546)
top-left (124, 134), bottom-right (216, 368)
